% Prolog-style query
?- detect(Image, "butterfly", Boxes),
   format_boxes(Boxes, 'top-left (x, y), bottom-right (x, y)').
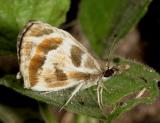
top-left (16, 21), bottom-right (118, 110)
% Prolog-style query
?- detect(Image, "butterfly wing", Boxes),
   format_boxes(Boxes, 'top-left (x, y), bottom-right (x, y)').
top-left (17, 21), bottom-right (102, 91)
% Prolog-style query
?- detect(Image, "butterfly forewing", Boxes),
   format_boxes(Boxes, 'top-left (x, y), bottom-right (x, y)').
top-left (17, 21), bottom-right (102, 91)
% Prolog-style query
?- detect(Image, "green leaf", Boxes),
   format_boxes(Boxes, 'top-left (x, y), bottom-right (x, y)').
top-left (0, 0), bottom-right (70, 55)
top-left (0, 58), bottom-right (159, 122)
top-left (79, 0), bottom-right (152, 57)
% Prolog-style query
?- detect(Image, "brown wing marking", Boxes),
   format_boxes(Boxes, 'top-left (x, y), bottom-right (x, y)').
top-left (67, 71), bottom-right (100, 81)
top-left (44, 67), bottom-right (68, 88)
top-left (47, 80), bottom-right (68, 88)
top-left (17, 22), bottom-right (53, 63)
top-left (29, 38), bottom-right (62, 87)
top-left (43, 67), bottom-right (68, 83)
top-left (55, 67), bottom-right (68, 81)
top-left (71, 45), bottom-right (84, 67)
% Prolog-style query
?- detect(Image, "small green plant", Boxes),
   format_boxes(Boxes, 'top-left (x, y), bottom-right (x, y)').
top-left (0, 0), bottom-right (159, 123)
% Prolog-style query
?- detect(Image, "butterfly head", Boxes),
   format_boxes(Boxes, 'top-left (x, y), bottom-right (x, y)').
top-left (103, 67), bottom-right (119, 77)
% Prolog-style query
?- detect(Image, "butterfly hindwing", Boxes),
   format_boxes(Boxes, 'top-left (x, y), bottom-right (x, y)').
top-left (17, 21), bottom-right (102, 91)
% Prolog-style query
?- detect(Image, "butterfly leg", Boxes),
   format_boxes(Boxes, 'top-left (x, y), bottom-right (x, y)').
top-left (59, 82), bottom-right (84, 111)
top-left (100, 84), bottom-right (103, 107)
top-left (97, 81), bottom-right (104, 109)
top-left (101, 82), bottom-right (111, 93)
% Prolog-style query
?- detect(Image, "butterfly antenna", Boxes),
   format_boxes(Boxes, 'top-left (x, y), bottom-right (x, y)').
top-left (105, 36), bottom-right (118, 69)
